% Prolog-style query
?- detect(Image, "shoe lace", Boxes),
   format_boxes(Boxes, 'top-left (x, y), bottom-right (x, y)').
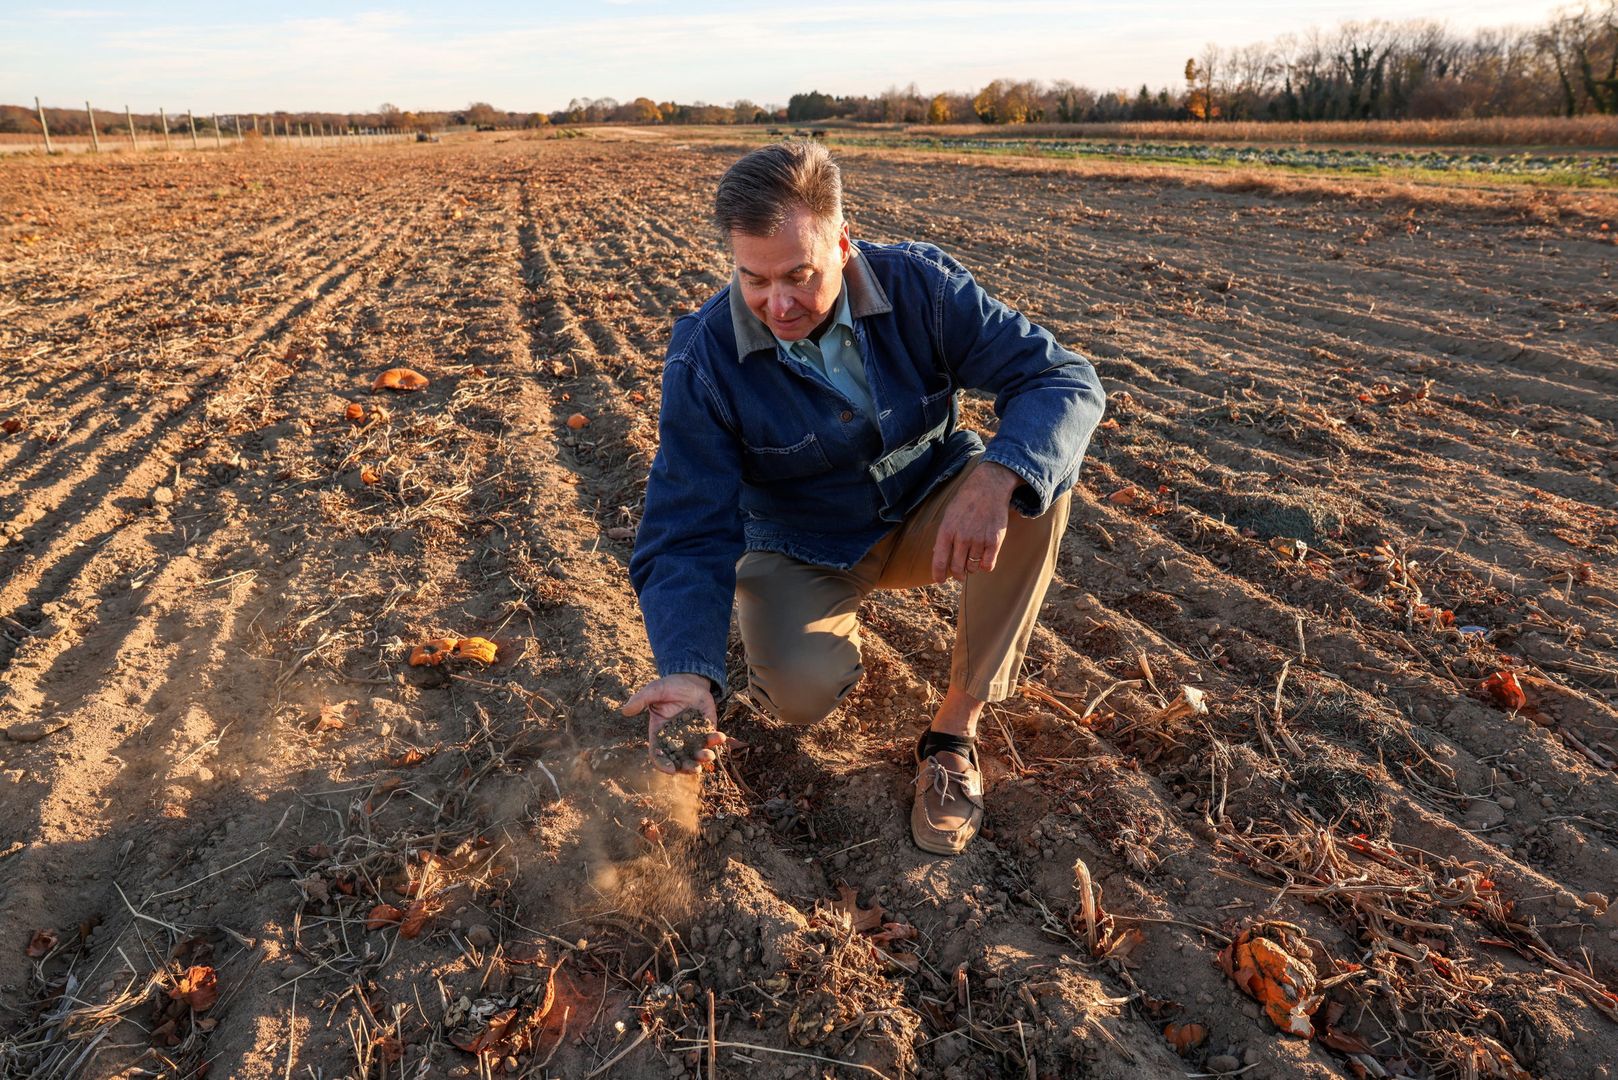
top-left (914, 756), bottom-right (971, 831)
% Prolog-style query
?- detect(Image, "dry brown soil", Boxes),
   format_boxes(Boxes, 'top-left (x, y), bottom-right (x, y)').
top-left (2, 133), bottom-right (1617, 1080)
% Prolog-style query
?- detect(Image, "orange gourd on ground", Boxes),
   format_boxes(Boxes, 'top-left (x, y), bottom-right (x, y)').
top-left (409, 638), bottom-right (458, 666)
top-left (1218, 921), bottom-right (1322, 1037)
top-left (1163, 1021), bottom-right (1208, 1054)
top-left (372, 368), bottom-right (429, 392)
top-left (452, 637), bottom-right (498, 663)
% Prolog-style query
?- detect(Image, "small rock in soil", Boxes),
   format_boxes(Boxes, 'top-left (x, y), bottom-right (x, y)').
top-left (1207, 1055), bottom-right (1241, 1074)
top-left (5, 719), bottom-right (67, 743)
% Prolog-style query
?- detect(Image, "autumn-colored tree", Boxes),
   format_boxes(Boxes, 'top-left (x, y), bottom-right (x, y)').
top-left (927, 93), bottom-right (952, 123)
top-left (1185, 53), bottom-right (1220, 120)
top-left (623, 97), bottom-right (662, 122)
top-left (465, 102), bottom-right (501, 128)
top-left (972, 79), bottom-right (1038, 123)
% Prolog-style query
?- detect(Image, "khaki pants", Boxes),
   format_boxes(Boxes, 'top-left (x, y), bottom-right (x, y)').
top-left (736, 456), bottom-right (1071, 726)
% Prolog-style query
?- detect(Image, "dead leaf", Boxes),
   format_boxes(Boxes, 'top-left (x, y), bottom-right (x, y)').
top-left (828, 884), bottom-right (884, 934)
top-left (1107, 485), bottom-right (1140, 505)
top-left (399, 895), bottom-right (444, 939)
top-left (173, 965), bottom-right (219, 1011)
top-left (1, 418), bottom-right (24, 434)
top-left (451, 637), bottom-right (498, 664)
top-left (26, 928), bottom-right (58, 958)
top-left (388, 747), bottom-right (428, 767)
top-left (366, 904), bottom-right (405, 931)
top-left (311, 704), bottom-right (346, 732)
top-left (870, 921), bottom-right (918, 946)
top-left (372, 368), bottom-right (429, 392)
top-left (1100, 926), bottom-right (1146, 963)
top-left (376, 1035), bottom-right (403, 1065)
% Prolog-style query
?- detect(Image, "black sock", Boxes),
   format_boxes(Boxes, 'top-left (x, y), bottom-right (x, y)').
top-left (919, 729), bottom-right (975, 761)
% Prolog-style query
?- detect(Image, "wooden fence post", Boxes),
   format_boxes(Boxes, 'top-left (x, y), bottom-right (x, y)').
top-left (125, 105), bottom-right (137, 149)
top-left (212, 113), bottom-right (223, 149)
top-left (35, 97), bottom-right (54, 153)
top-left (86, 101), bottom-right (101, 151)
top-left (160, 107), bottom-right (171, 149)
top-left (234, 114), bottom-right (242, 140)
top-left (187, 110), bottom-right (199, 149)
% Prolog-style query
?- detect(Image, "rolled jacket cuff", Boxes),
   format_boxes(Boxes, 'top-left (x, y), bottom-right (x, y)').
top-left (657, 657), bottom-right (728, 698)
top-left (978, 446), bottom-right (1051, 518)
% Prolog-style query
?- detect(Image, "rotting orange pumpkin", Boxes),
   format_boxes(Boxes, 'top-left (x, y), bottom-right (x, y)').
top-left (452, 637), bottom-right (498, 664)
top-left (1218, 921), bottom-right (1322, 1037)
top-left (344, 402), bottom-right (366, 422)
top-left (409, 638), bottom-right (458, 666)
top-left (1163, 1021), bottom-right (1208, 1055)
top-left (360, 468), bottom-right (381, 486)
top-left (372, 367), bottom-right (429, 392)
top-left (566, 413), bottom-right (590, 430)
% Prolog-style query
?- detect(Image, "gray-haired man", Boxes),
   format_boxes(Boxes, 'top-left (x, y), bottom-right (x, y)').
top-left (623, 142), bottom-right (1105, 854)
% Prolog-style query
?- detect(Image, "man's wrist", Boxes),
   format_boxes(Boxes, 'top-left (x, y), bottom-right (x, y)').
top-left (973, 460), bottom-right (1022, 498)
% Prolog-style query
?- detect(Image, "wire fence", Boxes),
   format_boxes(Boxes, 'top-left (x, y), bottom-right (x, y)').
top-left (5, 97), bottom-right (419, 155)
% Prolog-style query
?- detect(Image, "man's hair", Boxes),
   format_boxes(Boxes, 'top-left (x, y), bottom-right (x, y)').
top-left (714, 141), bottom-right (842, 242)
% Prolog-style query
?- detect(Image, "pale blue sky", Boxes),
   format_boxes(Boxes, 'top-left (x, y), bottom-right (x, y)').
top-left (3, 1), bottom-right (1566, 114)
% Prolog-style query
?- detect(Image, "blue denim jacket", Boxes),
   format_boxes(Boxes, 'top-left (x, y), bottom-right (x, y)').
top-left (628, 239), bottom-right (1106, 692)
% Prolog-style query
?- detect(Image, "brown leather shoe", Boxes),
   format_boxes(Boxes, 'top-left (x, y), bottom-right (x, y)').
top-left (910, 735), bottom-right (984, 855)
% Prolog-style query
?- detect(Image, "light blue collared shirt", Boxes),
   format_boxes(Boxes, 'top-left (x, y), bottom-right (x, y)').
top-left (772, 288), bottom-right (874, 418)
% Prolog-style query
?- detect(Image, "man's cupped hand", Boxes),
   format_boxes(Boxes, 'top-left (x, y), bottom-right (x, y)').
top-left (621, 673), bottom-right (723, 774)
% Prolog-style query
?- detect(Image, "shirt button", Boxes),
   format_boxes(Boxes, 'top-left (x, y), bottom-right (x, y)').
top-left (840, 410), bottom-right (854, 422)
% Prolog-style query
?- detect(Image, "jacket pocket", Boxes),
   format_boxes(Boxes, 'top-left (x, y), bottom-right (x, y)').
top-left (741, 433), bottom-right (831, 483)
top-left (919, 380), bottom-right (957, 429)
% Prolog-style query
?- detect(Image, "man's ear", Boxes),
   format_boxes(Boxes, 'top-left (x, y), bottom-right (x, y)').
top-left (837, 219), bottom-right (851, 266)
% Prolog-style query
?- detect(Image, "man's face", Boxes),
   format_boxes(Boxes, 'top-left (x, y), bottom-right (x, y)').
top-left (731, 207), bottom-right (850, 342)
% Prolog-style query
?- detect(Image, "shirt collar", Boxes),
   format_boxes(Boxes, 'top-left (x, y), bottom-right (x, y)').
top-left (729, 243), bottom-right (893, 361)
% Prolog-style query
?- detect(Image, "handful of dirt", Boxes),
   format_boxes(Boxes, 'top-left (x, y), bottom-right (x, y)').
top-left (651, 709), bottom-right (728, 774)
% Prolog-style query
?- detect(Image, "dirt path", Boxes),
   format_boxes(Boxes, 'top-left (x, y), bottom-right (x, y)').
top-left (1, 136), bottom-right (1615, 1080)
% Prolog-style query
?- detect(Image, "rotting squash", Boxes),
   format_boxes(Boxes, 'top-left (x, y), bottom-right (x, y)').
top-left (372, 367), bottom-right (429, 392)
top-left (1218, 921), bottom-right (1322, 1037)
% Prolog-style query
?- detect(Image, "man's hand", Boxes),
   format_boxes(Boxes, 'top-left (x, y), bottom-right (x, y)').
top-left (621, 673), bottom-right (722, 774)
top-left (932, 461), bottom-right (1020, 583)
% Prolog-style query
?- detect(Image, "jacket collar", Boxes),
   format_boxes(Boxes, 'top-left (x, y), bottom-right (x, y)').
top-left (729, 243), bottom-right (893, 360)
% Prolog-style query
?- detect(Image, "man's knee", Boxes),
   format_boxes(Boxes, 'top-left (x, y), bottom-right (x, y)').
top-left (749, 660), bottom-right (861, 727)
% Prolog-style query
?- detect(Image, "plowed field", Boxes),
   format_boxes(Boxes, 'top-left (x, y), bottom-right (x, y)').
top-left (3, 133), bottom-right (1617, 1080)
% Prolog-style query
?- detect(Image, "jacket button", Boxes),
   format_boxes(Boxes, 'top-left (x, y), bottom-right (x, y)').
top-left (840, 410), bottom-right (853, 422)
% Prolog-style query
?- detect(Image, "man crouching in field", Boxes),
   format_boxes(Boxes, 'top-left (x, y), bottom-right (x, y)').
top-left (622, 142), bottom-right (1104, 855)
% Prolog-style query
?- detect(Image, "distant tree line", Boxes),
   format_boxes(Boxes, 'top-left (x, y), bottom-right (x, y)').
top-left (8, 4), bottom-right (1612, 136)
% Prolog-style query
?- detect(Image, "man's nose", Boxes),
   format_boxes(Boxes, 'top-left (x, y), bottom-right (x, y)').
top-left (769, 290), bottom-right (796, 317)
